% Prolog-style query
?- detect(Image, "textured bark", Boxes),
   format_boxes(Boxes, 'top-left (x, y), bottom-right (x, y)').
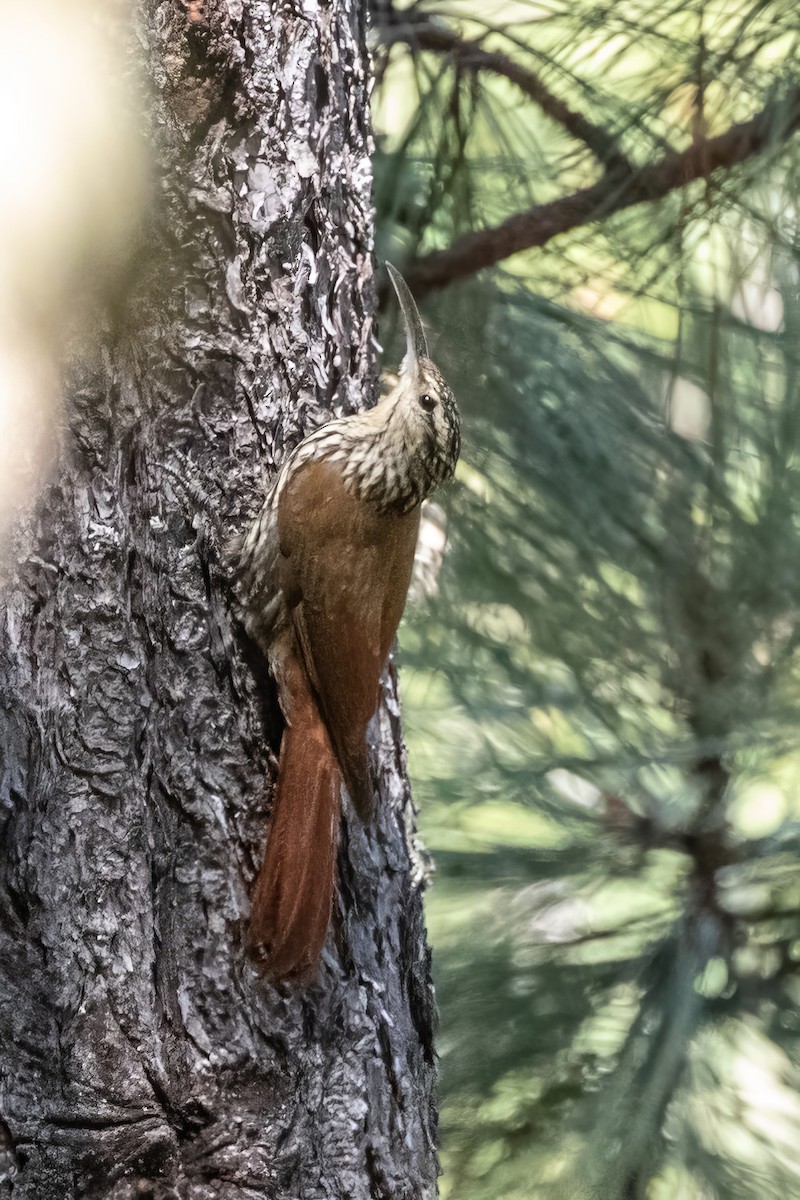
top-left (0, 4), bottom-right (437, 1199)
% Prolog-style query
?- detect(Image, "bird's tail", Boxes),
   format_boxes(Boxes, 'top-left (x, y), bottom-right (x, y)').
top-left (249, 672), bottom-right (341, 981)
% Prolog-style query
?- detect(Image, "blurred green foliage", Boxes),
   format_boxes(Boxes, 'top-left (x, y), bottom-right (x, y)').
top-left (373, 2), bottom-right (800, 1196)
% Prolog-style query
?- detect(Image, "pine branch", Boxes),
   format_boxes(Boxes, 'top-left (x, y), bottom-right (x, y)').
top-left (377, 11), bottom-right (633, 175)
top-left (402, 86), bottom-right (800, 294)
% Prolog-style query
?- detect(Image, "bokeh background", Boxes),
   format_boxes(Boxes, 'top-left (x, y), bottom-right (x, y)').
top-left (373, 2), bottom-right (800, 1196)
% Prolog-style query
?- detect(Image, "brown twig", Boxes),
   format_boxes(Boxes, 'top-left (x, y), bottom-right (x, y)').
top-left (401, 86), bottom-right (800, 294)
top-left (378, 11), bottom-right (632, 176)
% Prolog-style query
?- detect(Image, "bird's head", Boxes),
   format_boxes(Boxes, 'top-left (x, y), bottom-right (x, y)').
top-left (384, 263), bottom-right (460, 489)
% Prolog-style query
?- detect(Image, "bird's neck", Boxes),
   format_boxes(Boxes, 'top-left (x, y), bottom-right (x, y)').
top-left (272, 396), bottom-right (433, 518)
top-left (339, 400), bottom-right (434, 515)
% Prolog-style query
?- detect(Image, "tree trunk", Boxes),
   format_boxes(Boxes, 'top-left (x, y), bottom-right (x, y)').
top-left (0, 4), bottom-right (437, 1198)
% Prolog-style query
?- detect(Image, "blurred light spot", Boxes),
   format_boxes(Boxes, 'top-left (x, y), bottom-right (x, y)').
top-left (410, 500), bottom-right (448, 601)
top-left (729, 782), bottom-right (787, 838)
top-left (717, 878), bottom-right (771, 917)
top-left (731, 265), bottom-right (784, 333)
top-left (0, 2), bottom-right (145, 314)
top-left (571, 279), bottom-right (627, 321)
top-left (455, 459), bottom-right (492, 502)
top-left (694, 955), bottom-right (729, 998)
top-left (547, 768), bottom-right (602, 810)
top-left (666, 376), bottom-right (711, 442)
top-left (0, 1), bottom-right (146, 537)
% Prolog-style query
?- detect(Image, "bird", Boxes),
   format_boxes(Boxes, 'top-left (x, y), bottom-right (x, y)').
top-left (235, 264), bottom-right (460, 980)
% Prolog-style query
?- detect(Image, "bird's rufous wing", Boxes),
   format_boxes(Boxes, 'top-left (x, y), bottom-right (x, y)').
top-left (276, 459), bottom-right (420, 819)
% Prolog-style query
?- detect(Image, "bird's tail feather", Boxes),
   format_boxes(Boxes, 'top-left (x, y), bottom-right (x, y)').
top-left (249, 684), bottom-right (340, 981)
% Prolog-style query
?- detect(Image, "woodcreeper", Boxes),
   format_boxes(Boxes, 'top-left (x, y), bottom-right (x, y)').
top-left (236, 266), bottom-right (460, 980)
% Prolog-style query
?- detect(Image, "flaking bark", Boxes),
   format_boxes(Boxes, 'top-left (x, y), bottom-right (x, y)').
top-left (0, 4), bottom-right (438, 1198)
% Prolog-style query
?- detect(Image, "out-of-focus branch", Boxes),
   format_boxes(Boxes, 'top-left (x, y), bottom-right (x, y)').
top-left (377, 11), bottom-right (633, 176)
top-left (401, 86), bottom-right (800, 294)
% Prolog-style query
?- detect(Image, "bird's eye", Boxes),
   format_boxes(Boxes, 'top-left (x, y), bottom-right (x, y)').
top-left (420, 393), bottom-right (436, 412)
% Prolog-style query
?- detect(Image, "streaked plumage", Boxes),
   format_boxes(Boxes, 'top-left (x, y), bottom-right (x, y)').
top-left (237, 265), bottom-right (460, 980)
